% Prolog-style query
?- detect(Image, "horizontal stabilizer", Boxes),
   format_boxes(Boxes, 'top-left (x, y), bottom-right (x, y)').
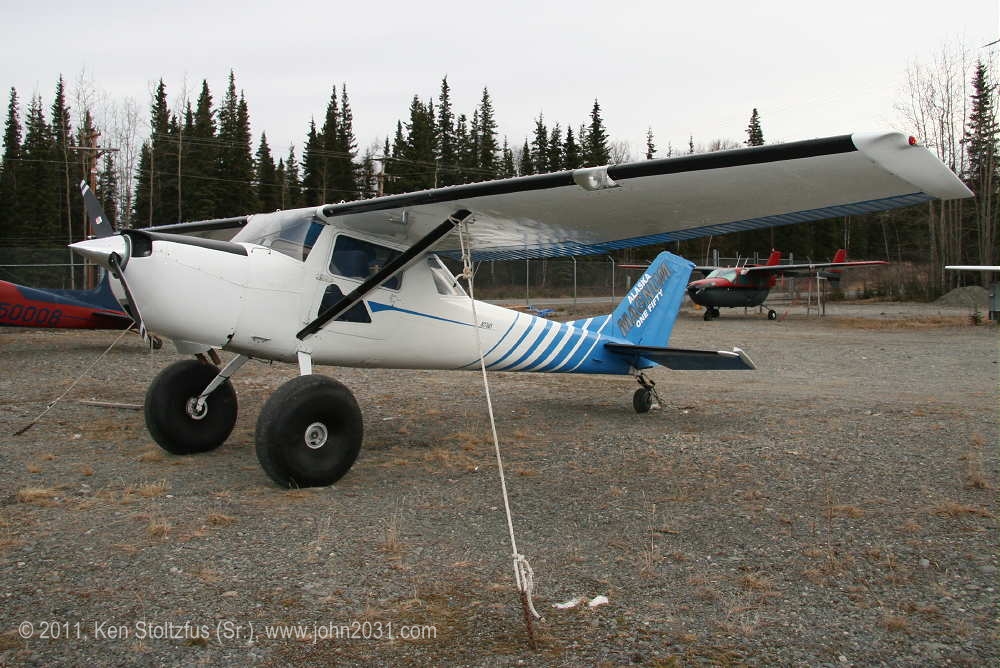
top-left (605, 343), bottom-right (755, 371)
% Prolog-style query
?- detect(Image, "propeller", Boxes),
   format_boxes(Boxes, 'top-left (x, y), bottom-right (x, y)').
top-left (71, 181), bottom-right (153, 346)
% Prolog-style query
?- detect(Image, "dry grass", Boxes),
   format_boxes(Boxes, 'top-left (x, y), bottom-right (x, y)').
top-left (16, 487), bottom-right (57, 505)
top-left (826, 504), bottom-right (865, 519)
top-left (882, 614), bottom-right (910, 633)
top-left (206, 513), bottom-right (236, 526)
top-left (827, 315), bottom-right (968, 330)
top-left (933, 502), bottom-right (994, 518)
top-left (147, 518), bottom-right (171, 538)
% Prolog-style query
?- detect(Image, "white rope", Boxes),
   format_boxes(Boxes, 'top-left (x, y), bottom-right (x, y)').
top-left (14, 327), bottom-right (133, 436)
top-left (457, 223), bottom-right (541, 622)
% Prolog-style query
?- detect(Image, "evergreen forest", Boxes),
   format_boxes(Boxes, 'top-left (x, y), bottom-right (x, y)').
top-left (1, 60), bottom-right (997, 298)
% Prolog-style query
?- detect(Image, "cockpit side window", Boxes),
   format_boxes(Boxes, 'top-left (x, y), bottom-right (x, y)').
top-left (329, 235), bottom-right (402, 290)
top-left (427, 254), bottom-right (467, 296)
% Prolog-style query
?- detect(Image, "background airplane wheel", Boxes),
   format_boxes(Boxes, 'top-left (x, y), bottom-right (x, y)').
top-left (633, 387), bottom-right (653, 414)
top-left (255, 375), bottom-right (363, 488)
top-left (145, 359), bottom-right (238, 455)
top-left (767, 309), bottom-right (777, 320)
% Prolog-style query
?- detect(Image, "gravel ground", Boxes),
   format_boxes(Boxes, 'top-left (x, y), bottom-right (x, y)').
top-left (0, 302), bottom-right (996, 666)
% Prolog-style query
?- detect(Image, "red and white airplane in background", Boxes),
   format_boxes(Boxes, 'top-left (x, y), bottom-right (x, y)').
top-left (687, 249), bottom-right (888, 320)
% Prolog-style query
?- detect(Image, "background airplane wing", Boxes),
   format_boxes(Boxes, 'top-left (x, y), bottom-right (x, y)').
top-left (744, 259), bottom-right (889, 277)
top-left (316, 131), bottom-right (971, 260)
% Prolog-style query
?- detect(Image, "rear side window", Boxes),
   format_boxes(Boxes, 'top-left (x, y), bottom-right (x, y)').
top-left (329, 235), bottom-right (402, 290)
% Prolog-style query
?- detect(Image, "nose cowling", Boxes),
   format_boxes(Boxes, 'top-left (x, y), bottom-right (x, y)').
top-left (70, 235), bottom-right (130, 269)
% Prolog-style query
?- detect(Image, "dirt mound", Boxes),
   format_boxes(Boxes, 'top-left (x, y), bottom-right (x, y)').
top-left (935, 284), bottom-right (989, 306)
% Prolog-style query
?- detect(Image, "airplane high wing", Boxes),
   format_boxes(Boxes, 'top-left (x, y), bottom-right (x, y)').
top-left (68, 130), bottom-right (973, 489)
top-left (309, 131), bottom-right (969, 260)
top-left (151, 131), bottom-right (971, 258)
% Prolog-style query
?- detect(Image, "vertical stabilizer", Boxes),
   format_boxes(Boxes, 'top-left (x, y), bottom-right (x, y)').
top-left (608, 251), bottom-right (694, 347)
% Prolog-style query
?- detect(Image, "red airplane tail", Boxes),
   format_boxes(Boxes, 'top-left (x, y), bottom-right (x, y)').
top-left (831, 248), bottom-right (847, 263)
top-left (765, 250), bottom-right (781, 266)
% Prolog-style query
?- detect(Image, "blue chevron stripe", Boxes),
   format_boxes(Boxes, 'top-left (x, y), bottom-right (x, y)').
top-left (493, 319), bottom-right (554, 371)
top-left (486, 317), bottom-right (541, 369)
top-left (458, 312), bottom-right (521, 369)
top-left (522, 323), bottom-right (574, 371)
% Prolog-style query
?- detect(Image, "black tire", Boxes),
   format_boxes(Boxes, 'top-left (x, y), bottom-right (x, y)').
top-left (767, 309), bottom-right (777, 320)
top-left (633, 387), bottom-right (653, 414)
top-left (703, 309), bottom-right (714, 321)
top-left (145, 359), bottom-right (238, 455)
top-left (255, 375), bottom-right (363, 488)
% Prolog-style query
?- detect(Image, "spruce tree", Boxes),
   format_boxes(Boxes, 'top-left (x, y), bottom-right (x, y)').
top-left (282, 145), bottom-right (303, 209)
top-left (454, 113), bottom-right (475, 184)
top-left (0, 87), bottom-right (22, 237)
top-left (21, 95), bottom-right (55, 245)
top-left (358, 147), bottom-right (378, 199)
top-left (186, 80), bottom-right (218, 220)
top-left (645, 127), bottom-right (656, 159)
top-left (531, 114), bottom-right (548, 174)
top-left (49, 76), bottom-right (76, 241)
top-left (562, 126), bottom-right (581, 169)
top-left (477, 87), bottom-right (499, 178)
top-left (301, 120), bottom-right (323, 204)
top-left (319, 86), bottom-right (339, 202)
top-left (518, 139), bottom-right (533, 176)
top-left (584, 99), bottom-right (610, 166)
top-left (547, 123), bottom-right (563, 172)
top-left (98, 151), bottom-right (120, 228)
top-left (436, 76), bottom-right (457, 186)
top-left (335, 83), bottom-right (358, 199)
top-left (500, 138), bottom-right (515, 179)
top-left (256, 133), bottom-right (279, 212)
top-left (217, 79), bottom-right (256, 215)
top-left (745, 108), bottom-right (764, 146)
top-left (963, 60), bottom-right (1000, 268)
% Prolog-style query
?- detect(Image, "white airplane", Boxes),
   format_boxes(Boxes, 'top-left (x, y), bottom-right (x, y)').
top-left (71, 131), bottom-right (972, 488)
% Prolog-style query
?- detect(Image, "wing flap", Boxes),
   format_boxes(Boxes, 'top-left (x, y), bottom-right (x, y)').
top-left (605, 343), bottom-right (756, 371)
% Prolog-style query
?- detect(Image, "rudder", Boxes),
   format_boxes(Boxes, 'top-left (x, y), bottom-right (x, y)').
top-left (609, 251), bottom-right (693, 347)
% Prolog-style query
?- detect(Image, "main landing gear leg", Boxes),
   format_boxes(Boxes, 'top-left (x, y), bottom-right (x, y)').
top-left (632, 372), bottom-right (663, 414)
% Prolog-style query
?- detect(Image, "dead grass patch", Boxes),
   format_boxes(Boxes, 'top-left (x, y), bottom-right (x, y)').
top-left (826, 504), bottom-right (864, 519)
top-left (933, 502), bottom-right (994, 518)
top-left (882, 614), bottom-right (910, 633)
top-left (828, 315), bottom-right (967, 330)
top-left (147, 518), bottom-right (171, 538)
top-left (206, 513), bottom-right (236, 526)
top-left (16, 487), bottom-right (58, 505)
top-left (136, 447), bottom-right (165, 463)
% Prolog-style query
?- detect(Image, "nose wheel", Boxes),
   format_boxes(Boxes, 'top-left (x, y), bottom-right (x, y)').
top-left (144, 359), bottom-right (239, 454)
top-left (703, 306), bottom-right (720, 321)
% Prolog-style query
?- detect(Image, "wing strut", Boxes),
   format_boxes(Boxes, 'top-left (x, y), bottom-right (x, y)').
top-left (296, 209), bottom-right (472, 340)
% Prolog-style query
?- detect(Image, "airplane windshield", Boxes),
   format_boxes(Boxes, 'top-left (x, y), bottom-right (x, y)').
top-left (231, 211), bottom-right (324, 262)
top-left (706, 268), bottom-right (738, 281)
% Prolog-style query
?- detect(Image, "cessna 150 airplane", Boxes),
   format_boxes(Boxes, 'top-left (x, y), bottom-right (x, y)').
top-left (688, 248), bottom-right (888, 320)
top-left (70, 131), bottom-right (971, 488)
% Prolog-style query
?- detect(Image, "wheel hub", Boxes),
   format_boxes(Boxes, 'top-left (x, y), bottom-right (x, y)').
top-left (185, 397), bottom-right (208, 420)
top-left (304, 422), bottom-right (328, 449)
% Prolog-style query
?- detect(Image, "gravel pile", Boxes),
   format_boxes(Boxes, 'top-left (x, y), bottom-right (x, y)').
top-left (935, 285), bottom-right (990, 307)
top-left (1, 305), bottom-right (997, 666)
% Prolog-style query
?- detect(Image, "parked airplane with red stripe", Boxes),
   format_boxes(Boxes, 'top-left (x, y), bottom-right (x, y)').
top-left (0, 274), bottom-right (132, 329)
top-left (687, 249), bottom-right (888, 320)
top-left (0, 183), bottom-right (139, 334)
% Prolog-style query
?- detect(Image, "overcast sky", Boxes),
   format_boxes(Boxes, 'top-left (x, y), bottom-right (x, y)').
top-left (2, 0), bottom-right (998, 162)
